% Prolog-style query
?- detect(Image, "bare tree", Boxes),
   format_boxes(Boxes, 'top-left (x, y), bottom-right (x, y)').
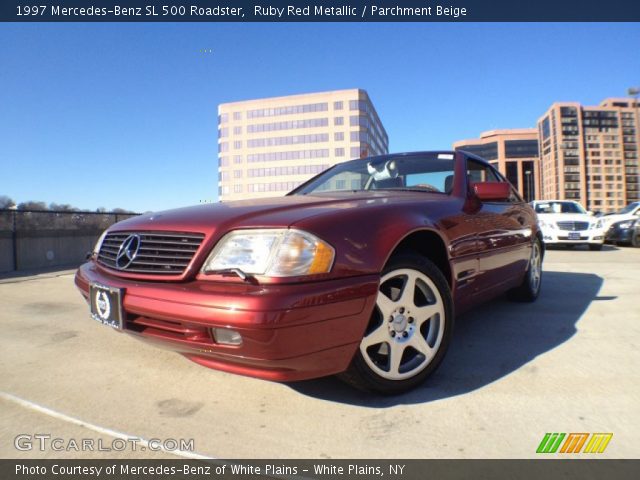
top-left (49, 202), bottom-right (78, 212)
top-left (0, 195), bottom-right (15, 209)
top-left (17, 201), bottom-right (48, 211)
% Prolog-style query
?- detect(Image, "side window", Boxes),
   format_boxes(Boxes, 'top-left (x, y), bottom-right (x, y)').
top-left (467, 159), bottom-right (500, 183)
top-left (467, 158), bottom-right (521, 203)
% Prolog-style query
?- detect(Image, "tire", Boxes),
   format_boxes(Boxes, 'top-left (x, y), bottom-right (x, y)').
top-left (508, 238), bottom-right (543, 302)
top-left (588, 244), bottom-right (603, 251)
top-left (339, 254), bottom-right (454, 395)
top-left (632, 233), bottom-right (640, 248)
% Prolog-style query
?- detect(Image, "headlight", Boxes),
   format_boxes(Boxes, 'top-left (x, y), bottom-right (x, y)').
top-left (591, 219), bottom-right (603, 229)
top-left (202, 229), bottom-right (335, 277)
top-left (92, 230), bottom-right (108, 255)
top-left (538, 219), bottom-right (555, 229)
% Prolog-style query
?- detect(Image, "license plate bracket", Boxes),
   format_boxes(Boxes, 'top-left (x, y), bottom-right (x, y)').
top-left (89, 283), bottom-right (125, 329)
top-left (568, 232), bottom-right (581, 240)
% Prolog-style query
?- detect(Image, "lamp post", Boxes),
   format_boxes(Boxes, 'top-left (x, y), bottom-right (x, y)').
top-left (525, 170), bottom-right (533, 202)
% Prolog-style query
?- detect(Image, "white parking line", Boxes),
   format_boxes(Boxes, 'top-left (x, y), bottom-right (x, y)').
top-left (0, 391), bottom-right (213, 460)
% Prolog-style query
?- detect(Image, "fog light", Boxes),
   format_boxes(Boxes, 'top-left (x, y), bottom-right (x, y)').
top-left (212, 328), bottom-right (242, 345)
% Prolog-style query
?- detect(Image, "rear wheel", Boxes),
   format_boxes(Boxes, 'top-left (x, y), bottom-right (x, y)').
top-left (508, 239), bottom-right (543, 302)
top-left (339, 254), bottom-right (454, 394)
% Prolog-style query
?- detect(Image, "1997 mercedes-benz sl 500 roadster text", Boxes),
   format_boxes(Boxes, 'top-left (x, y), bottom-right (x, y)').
top-left (76, 151), bottom-right (543, 394)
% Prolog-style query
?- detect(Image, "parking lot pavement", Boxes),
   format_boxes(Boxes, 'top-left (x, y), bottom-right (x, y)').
top-left (1, 246), bottom-right (639, 459)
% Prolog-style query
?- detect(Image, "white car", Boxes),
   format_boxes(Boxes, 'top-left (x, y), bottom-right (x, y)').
top-left (531, 200), bottom-right (605, 251)
top-left (600, 202), bottom-right (640, 230)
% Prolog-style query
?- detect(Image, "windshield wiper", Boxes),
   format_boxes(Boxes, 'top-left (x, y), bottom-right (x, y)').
top-left (204, 268), bottom-right (250, 281)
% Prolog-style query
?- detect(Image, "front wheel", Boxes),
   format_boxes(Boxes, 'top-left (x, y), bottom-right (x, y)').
top-left (631, 233), bottom-right (640, 248)
top-left (339, 254), bottom-right (454, 394)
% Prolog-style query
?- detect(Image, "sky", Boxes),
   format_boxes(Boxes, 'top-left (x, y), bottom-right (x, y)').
top-left (1, 23), bottom-right (639, 212)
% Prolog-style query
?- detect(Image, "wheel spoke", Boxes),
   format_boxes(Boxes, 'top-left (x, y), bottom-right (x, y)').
top-left (376, 290), bottom-right (396, 319)
top-left (398, 271), bottom-right (418, 307)
top-left (408, 332), bottom-right (434, 358)
top-left (412, 303), bottom-right (441, 326)
top-left (361, 323), bottom-right (389, 349)
top-left (388, 342), bottom-right (405, 374)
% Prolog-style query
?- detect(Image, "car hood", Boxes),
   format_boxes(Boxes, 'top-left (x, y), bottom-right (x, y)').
top-left (601, 213), bottom-right (637, 226)
top-left (536, 213), bottom-right (595, 224)
top-left (109, 191), bottom-right (442, 236)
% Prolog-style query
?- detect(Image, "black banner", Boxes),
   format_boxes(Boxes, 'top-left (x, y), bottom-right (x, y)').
top-left (1, 0), bottom-right (640, 22)
top-left (3, 460), bottom-right (640, 480)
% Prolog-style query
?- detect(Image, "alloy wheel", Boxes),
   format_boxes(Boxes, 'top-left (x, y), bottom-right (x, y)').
top-left (529, 241), bottom-right (542, 293)
top-left (360, 268), bottom-right (445, 381)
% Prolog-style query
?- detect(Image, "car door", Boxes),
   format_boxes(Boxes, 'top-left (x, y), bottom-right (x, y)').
top-left (465, 158), bottom-right (533, 297)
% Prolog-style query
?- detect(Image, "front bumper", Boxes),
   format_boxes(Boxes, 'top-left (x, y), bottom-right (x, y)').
top-left (75, 262), bottom-right (379, 381)
top-left (605, 226), bottom-right (633, 244)
top-left (539, 227), bottom-right (605, 245)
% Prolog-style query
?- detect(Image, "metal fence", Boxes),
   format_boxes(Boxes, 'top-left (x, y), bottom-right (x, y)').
top-left (0, 209), bottom-right (139, 273)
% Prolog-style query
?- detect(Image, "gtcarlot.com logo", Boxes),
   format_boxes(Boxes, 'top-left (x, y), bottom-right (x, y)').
top-left (14, 434), bottom-right (194, 453)
top-left (536, 433), bottom-right (613, 454)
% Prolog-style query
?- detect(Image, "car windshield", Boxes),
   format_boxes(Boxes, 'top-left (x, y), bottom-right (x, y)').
top-left (290, 153), bottom-right (456, 195)
top-left (617, 202), bottom-right (640, 214)
top-left (534, 201), bottom-right (586, 214)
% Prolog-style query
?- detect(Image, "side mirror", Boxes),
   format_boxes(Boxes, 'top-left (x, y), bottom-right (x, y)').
top-left (587, 211), bottom-right (595, 216)
top-left (473, 182), bottom-right (511, 201)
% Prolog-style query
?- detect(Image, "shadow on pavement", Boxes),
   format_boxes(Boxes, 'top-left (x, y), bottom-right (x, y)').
top-left (288, 270), bottom-right (604, 407)
top-left (0, 264), bottom-right (78, 282)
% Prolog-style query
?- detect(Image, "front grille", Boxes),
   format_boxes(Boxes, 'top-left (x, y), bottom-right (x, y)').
top-left (98, 231), bottom-right (205, 275)
top-left (556, 221), bottom-right (589, 231)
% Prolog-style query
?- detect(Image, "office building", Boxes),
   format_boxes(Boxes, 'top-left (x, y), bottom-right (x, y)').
top-left (217, 89), bottom-right (388, 201)
top-left (537, 98), bottom-right (639, 213)
top-left (453, 129), bottom-right (540, 201)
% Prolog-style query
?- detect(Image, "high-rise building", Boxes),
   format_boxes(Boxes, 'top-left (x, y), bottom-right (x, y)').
top-left (537, 98), bottom-right (640, 213)
top-left (453, 129), bottom-right (540, 201)
top-left (217, 89), bottom-right (388, 201)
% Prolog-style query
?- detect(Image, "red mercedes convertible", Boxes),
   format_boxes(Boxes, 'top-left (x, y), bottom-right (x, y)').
top-left (76, 151), bottom-right (543, 394)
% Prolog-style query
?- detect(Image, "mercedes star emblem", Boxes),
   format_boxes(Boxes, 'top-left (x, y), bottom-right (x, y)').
top-left (115, 234), bottom-right (141, 269)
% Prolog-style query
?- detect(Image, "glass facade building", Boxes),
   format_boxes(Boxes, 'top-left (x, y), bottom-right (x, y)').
top-left (453, 129), bottom-right (540, 202)
top-left (217, 89), bottom-right (388, 201)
